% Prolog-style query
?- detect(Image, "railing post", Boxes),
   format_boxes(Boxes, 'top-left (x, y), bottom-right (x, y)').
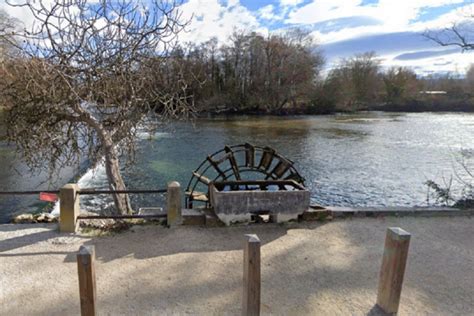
top-left (77, 245), bottom-right (97, 316)
top-left (376, 227), bottom-right (411, 315)
top-left (167, 181), bottom-right (182, 226)
top-left (60, 183), bottom-right (80, 233)
top-left (242, 234), bottom-right (261, 316)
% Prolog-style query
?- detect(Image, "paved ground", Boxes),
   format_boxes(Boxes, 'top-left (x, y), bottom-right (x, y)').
top-left (1, 216), bottom-right (473, 315)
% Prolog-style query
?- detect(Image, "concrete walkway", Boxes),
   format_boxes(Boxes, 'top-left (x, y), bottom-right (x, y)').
top-left (1, 216), bottom-right (473, 315)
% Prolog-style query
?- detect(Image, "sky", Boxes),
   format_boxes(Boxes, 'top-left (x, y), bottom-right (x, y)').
top-left (175, 0), bottom-right (474, 75)
top-left (2, 0), bottom-right (474, 75)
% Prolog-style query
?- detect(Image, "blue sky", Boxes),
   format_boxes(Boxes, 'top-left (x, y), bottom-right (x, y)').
top-left (3, 0), bottom-right (474, 75)
top-left (176, 0), bottom-right (474, 75)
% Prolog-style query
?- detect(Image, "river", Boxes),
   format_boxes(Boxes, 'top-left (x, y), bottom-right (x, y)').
top-left (0, 112), bottom-right (473, 222)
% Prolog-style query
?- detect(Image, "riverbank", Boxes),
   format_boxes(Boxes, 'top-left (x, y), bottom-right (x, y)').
top-left (197, 101), bottom-right (474, 116)
top-left (1, 216), bottom-right (473, 315)
top-left (199, 107), bottom-right (474, 117)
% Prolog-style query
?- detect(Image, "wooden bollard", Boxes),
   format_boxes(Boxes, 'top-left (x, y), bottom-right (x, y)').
top-left (60, 183), bottom-right (80, 233)
top-left (77, 245), bottom-right (97, 316)
top-left (167, 181), bottom-right (182, 226)
top-left (242, 234), bottom-right (261, 316)
top-left (376, 227), bottom-right (411, 315)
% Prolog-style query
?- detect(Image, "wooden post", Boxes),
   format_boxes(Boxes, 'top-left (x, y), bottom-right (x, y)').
top-left (60, 183), bottom-right (80, 233)
top-left (167, 181), bottom-right (182, 226)
top-left (77, 245), bottom-right (97, 316)
top-left (242, 234), bottom-right (261, 316)
top-left (377, 227), bottom-right (411, 315)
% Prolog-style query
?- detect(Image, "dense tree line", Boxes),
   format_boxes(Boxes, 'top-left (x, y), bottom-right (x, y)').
top-left (320, 53), bottom-right (474, 113)
top-left (2, 5), bottom-right (474, 118)
top-left (161, 29), bottom-right (325, 114)
top-left (156, 38), bottom-right (474, 115)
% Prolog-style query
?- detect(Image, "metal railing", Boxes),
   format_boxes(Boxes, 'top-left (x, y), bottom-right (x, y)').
top-left (0, 188), bottom-right (167, 195)
top-left (2, 184), bottom-right (177, 230)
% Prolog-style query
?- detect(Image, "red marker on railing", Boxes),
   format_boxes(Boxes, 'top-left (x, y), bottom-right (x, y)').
top-left (39, 192), bottom-right (59, 202)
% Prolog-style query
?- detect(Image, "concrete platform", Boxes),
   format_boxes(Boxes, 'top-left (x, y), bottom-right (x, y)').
top-left (324, 206), bottom-right (474, 218)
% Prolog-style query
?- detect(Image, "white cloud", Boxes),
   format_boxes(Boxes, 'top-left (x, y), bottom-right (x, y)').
top-left (380, 50), bottom-right (474, 76)
top-left (287, 0), bottom-right (467, 26)
top-left (3, 0), bottom-right (472, 74)
top-left (259, 5), bottom-right (278, 21)
top-left (279, 0), bottom-right (304, 6)
top-left (411, 3), bottom-right (474, 30)
top-left (226, 0), bottom-right (240, 7)
top-left (287, 0), bottom-right (367, 25)
top-left (177, 0), bottom-right (267, 44)
top-left (1, 1), bottom-right (40, 29)
top-left (286, 0), bottom-right (469, 43)
top-left (310, 25), bottom-right (382, 44)
top-left (1, 0), bottom-right (105, 32)
top-left (258, 4), bottom-right (288, 21)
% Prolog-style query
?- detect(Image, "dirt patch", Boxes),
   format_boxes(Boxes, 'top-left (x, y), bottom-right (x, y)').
top-left (1, 216), bottom-right (473, 315)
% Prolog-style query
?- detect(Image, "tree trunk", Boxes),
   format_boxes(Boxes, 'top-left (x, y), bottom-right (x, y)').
top-left (72, 105), bottom-right (133, 215)
top-left (103, 137), bottom-right (133, 215)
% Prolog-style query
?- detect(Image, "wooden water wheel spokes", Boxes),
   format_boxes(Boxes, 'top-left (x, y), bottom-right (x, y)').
top-left (185, 144), bottom-right (305, 208)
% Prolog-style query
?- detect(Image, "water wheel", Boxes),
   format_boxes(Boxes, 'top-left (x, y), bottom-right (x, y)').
top-left (185, 143), bottom-right (305, 208)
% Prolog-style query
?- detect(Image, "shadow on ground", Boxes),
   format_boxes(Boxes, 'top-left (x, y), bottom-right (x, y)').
top-left (1, 217), bottom-right (473, 315)
top-left (80, 222), bottom-right (310, 263)
top-left (0, 223), bottom-right (86, 258)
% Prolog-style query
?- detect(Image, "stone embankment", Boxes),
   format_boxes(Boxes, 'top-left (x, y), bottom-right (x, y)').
top-left (12, 213), bottom-right (58, 224)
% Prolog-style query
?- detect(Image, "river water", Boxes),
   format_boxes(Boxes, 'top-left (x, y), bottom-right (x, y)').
top-left (0, 112), bottom-right (473, 222)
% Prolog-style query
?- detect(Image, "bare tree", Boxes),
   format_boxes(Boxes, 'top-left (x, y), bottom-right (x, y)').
top-left (383, 67), bottom-right (421, 105)
top-left (0, 9), bottom-right (20, 61)
top-left (424, 21), bottom-right (474, 51)
top-left (326, 52), bottom-right (381, 111)
top-left (0, 0), bottom-right (190, 214)
top-left (465, 64), bottom-right (474, 94)
top-left (424, 14), bottom-right (474, 206)
top-left (262, 29), bottom-right (323, 112)
top-left (215, 29), bottom-right (323, 113)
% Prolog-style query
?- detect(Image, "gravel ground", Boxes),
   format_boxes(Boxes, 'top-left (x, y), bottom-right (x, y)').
top-left (1, 216), bottom-right (473, 315)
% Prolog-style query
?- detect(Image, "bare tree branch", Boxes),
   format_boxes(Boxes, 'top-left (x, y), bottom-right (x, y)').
top-left (0, 0), bottom-right (191, 214)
